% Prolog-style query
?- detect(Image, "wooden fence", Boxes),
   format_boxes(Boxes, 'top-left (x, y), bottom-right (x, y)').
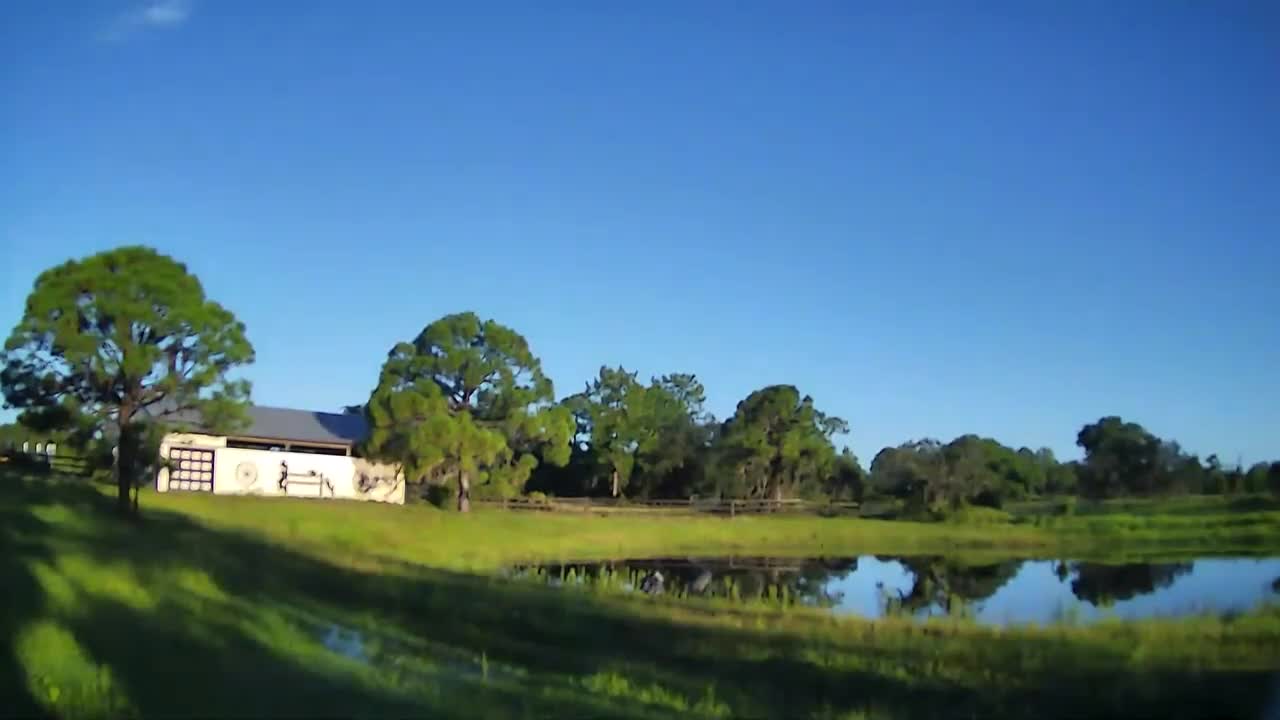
top-left (473, 496), bottom-right (861, 517)
top-left (0, 450), bottom-right (97, 476)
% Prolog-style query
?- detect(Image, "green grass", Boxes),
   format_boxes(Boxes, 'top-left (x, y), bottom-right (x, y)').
top-left (133, 484), bottom-right (1280, 568)
top-left (4, 474), bottom-right (1280, 719)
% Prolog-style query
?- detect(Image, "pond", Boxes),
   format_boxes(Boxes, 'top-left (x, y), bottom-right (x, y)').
top-left (504, 555), bottom-right (1280, 626)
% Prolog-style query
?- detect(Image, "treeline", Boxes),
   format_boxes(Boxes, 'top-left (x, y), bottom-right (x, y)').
top-left (355, 311), bottom-right (1280, 512)
top-left (865, 418), bottom-right (1280, 513)
top-left (3, 245), bottom-right (1277, 516)
top-left (351, 311), bottom-right (865, 510)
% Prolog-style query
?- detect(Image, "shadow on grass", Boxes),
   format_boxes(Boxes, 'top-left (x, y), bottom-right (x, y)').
top-left (2, 478), bottom-right (1276, 719)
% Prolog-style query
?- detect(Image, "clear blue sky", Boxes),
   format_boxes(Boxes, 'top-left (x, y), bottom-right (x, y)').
top-left (3, 1), bottom-right (1278, 465)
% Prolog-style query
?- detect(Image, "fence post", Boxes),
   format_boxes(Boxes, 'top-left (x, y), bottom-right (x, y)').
top-left (730, 500), bottom-right (736, 518)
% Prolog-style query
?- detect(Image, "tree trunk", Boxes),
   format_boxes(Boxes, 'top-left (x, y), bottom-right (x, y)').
top-left (611, 469), bottom-right (620, 498)
top-left (457, 470), bottom-right (471, 513)
top-left (772, 482), bottom-right (783, 512)
top-left (116, 421), bottom-right (137, 517)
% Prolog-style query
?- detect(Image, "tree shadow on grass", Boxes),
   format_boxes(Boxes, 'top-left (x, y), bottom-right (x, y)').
top-left (2, 478), bottom-right (1275, 719)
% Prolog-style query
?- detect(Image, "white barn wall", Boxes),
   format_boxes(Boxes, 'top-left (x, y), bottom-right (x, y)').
top-left (157, 433), bottom-right (404, 505)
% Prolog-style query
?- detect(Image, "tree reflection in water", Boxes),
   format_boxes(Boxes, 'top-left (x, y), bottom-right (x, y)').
top-left (880, 556), bottom-right (1022, 620)
top-left (1068, 562), bottom-right (1193, 605)
top-left (508, 557), bottom-right (860, 608)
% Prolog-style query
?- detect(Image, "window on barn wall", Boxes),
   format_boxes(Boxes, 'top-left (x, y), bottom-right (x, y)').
top-left (168, 447), bottom-right (215, 492)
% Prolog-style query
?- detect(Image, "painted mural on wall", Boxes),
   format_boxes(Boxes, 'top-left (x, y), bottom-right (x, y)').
top-left (157, 434), bottom-right (405, 504)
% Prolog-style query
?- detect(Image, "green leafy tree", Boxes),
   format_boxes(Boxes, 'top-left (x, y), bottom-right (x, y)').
top-left (564, 369), bottom-right (716, 499)
top-left (824, 448), bottom-right (866, 502)
top-left (1046, 459), bottom-right (1080, 495)
top-left (712, 385), bottom-right (847, 502)
top-left (1076, 417), bottom-right (1164, 497)
top-left (1, 246), bottom-right (254, 515)
top-left (631, 373), bottom-right (715, 498)
top-left (868, 435), bottom-right (1041, 512)
top-left (360, 312), bottom-right (571, 511)
top-left (869, 439), bottom-right (960, 512)
top-left (568, 366), bottom-right (647, 497)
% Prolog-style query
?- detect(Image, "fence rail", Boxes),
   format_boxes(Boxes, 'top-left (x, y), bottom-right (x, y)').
top-left (472, 496), bottom-right (861, 517)
top-left (0, 451), bottom-right (97, 476)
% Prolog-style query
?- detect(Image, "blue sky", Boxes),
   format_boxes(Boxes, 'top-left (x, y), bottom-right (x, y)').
top-left (2, 1), bottom-right (1278, 464)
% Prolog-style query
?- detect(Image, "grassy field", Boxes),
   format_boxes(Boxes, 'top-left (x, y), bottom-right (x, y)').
top-left (136, 483), bottom-right (1280, 567)
top-left (4, 474), bottom-right (1280, 719)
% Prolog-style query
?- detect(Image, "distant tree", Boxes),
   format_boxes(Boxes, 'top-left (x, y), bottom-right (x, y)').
top-left (868, 440), bottom-right (939, 506)
top-left (1243, 462), bottom-right (1270, 494)
top-left (341, 404), bottom-right (365, 415)
top-left (712, 385), bottom-right (847, 502)
top-left (631, 373), bottom-right (715, 498)
top-left (1076, 417), bottom-right (1164, 497)
top-left (824, 448), bottom-right (866, 502)
top-left (568, 366), bottom-right (647, 497)
top-left (1, 246), bottom-right (254, 515)
top-left (360, 312), bottom-right (571, 511)
top-left (565, 369), bottom-right (716, 498)
top-left (870, 438), bottom-right (996, 512)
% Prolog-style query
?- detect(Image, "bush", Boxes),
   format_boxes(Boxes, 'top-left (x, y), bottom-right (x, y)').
top-left (1058, 497), bottom-right (1077, 517)
top-left (423, 482), bottom-right (457, 509)
top-left (527, 491), bottom-right (549, 504)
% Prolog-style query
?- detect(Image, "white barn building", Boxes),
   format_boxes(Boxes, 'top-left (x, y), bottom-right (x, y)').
top-left (156, 405), bottom-right (404, 504)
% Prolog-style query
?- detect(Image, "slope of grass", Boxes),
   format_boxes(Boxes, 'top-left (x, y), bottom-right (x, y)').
top-left (4, 475), bottom-right (1280, 719)
top-left (132, 484), bottom-right (1280, 570)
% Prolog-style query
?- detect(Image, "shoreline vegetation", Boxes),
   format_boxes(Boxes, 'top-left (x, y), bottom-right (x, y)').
top-left (5, 473), bottom-right (1280, 719)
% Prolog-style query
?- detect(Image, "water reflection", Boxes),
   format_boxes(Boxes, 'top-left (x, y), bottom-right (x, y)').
top-left (879, 557), bottom-right (1021, 620)
top-left (1069, 562), bottom-right (1192, 605)
top-left (508, 555), bottom-right (1280, 626)
top-left (507, 557), bottom-right (859, 609)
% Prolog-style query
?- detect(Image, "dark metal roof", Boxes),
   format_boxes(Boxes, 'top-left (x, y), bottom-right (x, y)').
top-left (233, 405), bottom-right (368, 446)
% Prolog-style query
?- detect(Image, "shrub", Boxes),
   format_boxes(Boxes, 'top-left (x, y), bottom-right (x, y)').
top-left (1058, 497), bottom-right (1077, 517)
top-left (423, 482), bottom-right (457, 509)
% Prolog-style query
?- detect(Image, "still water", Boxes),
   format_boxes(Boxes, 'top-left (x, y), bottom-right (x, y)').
top-left (506, 555), bottom-right (1280, 626)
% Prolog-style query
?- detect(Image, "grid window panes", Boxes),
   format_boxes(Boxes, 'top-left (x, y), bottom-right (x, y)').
top-left (168, 447), bottom-right (215, 492)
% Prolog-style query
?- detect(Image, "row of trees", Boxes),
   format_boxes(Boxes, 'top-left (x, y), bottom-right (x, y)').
top-left (866, 418), bottom-right (1280, 514)
top-left (356, 312), bottom-right (862, 510)
top-left (3, 246), bottom-right (1278, 515)
top-left (355, 312), bottom-right (1280, 511)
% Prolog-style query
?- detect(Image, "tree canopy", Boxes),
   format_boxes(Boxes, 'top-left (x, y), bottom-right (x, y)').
top-left (360, 312), bottom-right (572, 511)
top-left (869, 436), bottom-right (1076, 513)
top-left (1, 246), bottom-right (254, 513)
top-left (711, 385), bottom-right (849, 502)
top-left (560, 367), bottom-right (717, 498)
top-left (6, 252), bottom-right (1276, 516)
